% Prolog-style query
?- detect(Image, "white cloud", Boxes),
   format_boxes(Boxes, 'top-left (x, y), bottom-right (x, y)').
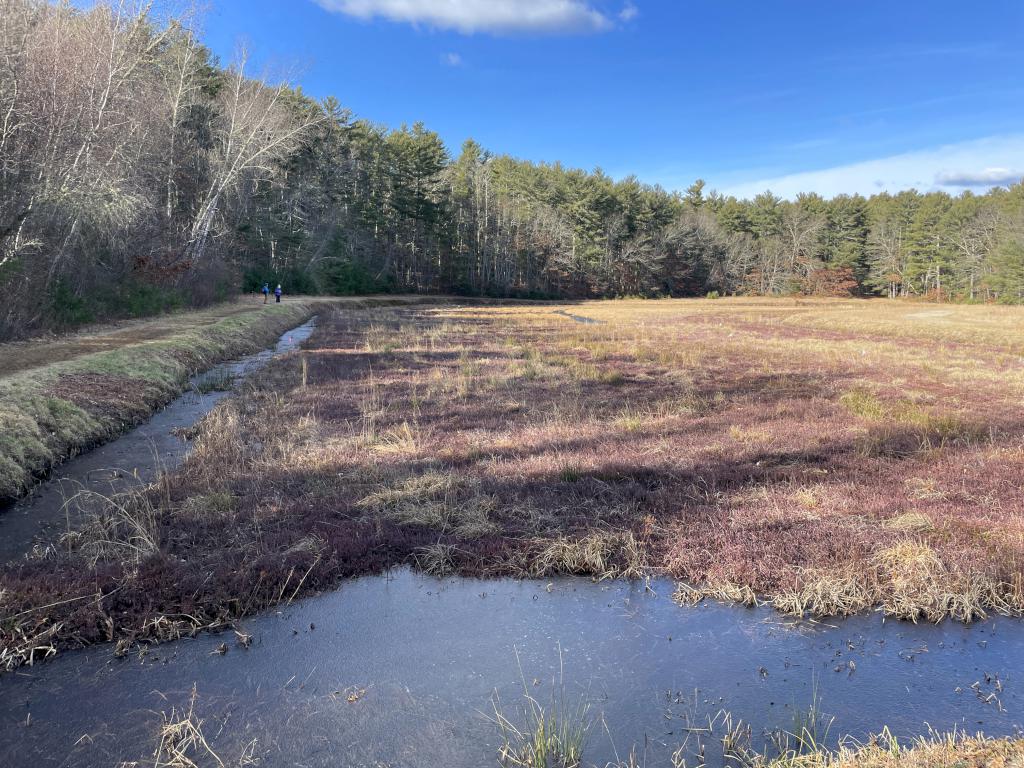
top-left (935, 167), bottom-right (1022, 187)
top-left (719, 135), bottom-right (1024, 199)
top-left (442, 51), bottom-right (463, 66)
top-left (619, 3), bottom-right (638, 21)
top-left (314, 0), bottom-right (613, 35)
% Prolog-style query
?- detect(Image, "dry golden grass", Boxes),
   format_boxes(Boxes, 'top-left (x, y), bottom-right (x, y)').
top-left (883, 512), bottom-right (933, 533)
top-left (357, 470), bottom-right (499, 540)
top-left (674, 580), bottom-right (760, 608)
top-left (682, 541), bottom-right (1024, 623)
top-left (527, 531), bottom-right (646, 580)
top-left (60, 487), bottom-right (162, 568)
top-left (756, 732), bottom-right (1024, 768)
top-left (146, 685), bottom-right (260, 768)
top-left (153, 687), bottom-right (225, 768)
top-left (0, 621), bottom-right (60, 671)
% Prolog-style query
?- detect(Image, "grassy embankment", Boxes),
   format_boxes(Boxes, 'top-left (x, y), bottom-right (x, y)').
top-left (3, 298), bottom-right (1024, 667)
top-left (0, 299), bottom-right (327, 502)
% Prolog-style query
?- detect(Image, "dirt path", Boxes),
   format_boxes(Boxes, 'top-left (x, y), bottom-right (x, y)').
top-left (0, 295), bottom-right (436, 377)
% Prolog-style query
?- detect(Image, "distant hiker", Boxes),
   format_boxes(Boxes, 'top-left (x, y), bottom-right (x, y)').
top-left (261, 283), bottom-right (270, 304)
top-left (274, 284), bottom-right (283, 303)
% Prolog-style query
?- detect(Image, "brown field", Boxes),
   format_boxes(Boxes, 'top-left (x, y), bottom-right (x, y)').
top-left (3, 297), bottom-right (1024, 666)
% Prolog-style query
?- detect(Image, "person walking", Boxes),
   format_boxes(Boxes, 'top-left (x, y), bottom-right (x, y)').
top-left (274, 284), bottom-right (283, 303)
top-left (261, 283), bottom-right (270, 304)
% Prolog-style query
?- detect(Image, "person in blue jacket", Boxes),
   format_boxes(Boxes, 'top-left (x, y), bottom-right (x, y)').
top-left (274, 284), bottom-right (283, 303)
top-left (261, 283), bottom-right (270, 304)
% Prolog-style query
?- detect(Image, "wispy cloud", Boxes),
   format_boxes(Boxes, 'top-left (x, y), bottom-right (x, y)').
top-left (619, 3), bottom-right (639, 22)
top-left (824, 42), bottom-right (1007, 66)
top-left (784, 136), bottom-right (837, 152)
top-left (719, 135), bottom-right (1024, 199)
top-left (830, 89), bottom-right (1024, 125)
top-left (441, 52), bottom-right (463, 67)
top-left (314, 0), bottom-right (614, 35)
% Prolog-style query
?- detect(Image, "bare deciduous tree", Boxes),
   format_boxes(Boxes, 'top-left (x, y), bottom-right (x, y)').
top-left (187, 49), bottom-right (322, 266)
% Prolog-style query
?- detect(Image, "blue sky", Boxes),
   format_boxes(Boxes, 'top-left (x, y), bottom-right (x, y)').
top-left (196, 0), bottom-right (1024, 199)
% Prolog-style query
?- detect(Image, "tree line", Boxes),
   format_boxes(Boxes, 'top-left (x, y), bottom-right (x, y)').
top-left (2, 1), bottom-right (1023, 338)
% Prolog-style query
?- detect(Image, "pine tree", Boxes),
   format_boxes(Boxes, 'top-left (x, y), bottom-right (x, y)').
top-left (905, 193), bottom-right (953, 297)
top-left (684, 179), bottom-right (706, 209)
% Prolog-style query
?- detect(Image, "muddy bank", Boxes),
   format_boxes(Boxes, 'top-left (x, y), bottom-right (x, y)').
top-left (0, 319), bottom-right (317, 564)
top-left (0, 570), bottom-right (1020, 767)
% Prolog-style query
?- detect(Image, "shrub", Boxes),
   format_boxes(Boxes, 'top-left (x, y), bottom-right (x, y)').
top-left (48, 280), bottom-right (95, 328)
top-left (801, 267), bottom-right (858, 297)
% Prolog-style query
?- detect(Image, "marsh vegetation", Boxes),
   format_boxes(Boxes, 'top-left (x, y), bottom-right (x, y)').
top-left (3, 297), bottom-right (1024, 669)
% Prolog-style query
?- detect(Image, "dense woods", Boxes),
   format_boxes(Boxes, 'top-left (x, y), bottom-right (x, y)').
top-left (2, 2), bottom-right (1023, 338)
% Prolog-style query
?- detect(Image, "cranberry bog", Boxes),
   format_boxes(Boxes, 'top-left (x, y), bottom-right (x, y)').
top-left (1, 297), bottom-right (1024, 765)
top-left (4, 297), bottom-right (1024, 661)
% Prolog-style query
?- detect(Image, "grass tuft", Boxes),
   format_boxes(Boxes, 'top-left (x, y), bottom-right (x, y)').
top-left (414, 542), bottom-right (459, 577)
top-left (529, 532), bottom-right (645, 580)
top-left (493, 651), bottom-right (590, 768)
top-left (61, 487), bottom-right (161, 568)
